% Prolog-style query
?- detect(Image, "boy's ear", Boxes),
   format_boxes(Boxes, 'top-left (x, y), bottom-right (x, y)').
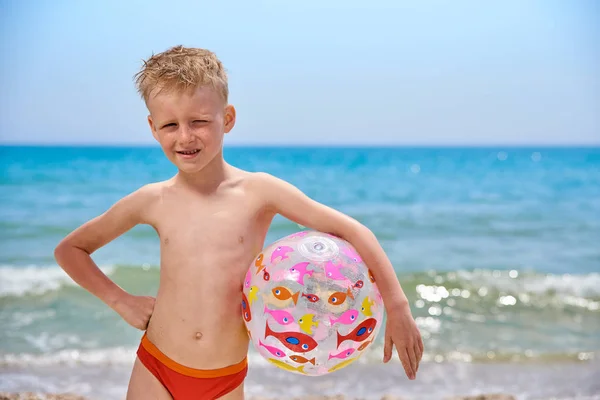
top-left (148, 115), bottom-right (159, 141)
top-left (224, 104), bottom-right (236, 134)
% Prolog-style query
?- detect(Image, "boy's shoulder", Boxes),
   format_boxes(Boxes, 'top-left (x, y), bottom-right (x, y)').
top-left (222, 170), bottom-right (287, 203)
top-left (131, 180), bottom-right (171, 200)
top-left (242, 171), bottom-right (286, 193)
top-left (243, 171), bottom-right (282, 185)
top-left (119, 180), bottom-right (172, 220)
top-left (131, 171), bottom-right (293, 206)
top-left (222, 169), bottom-right (276, 188)
top-left (242, 171), bottom-right (302, 207)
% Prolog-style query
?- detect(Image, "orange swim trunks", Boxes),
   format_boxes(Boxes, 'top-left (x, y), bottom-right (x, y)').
top-left (136, 333), bottom-right (248, 400)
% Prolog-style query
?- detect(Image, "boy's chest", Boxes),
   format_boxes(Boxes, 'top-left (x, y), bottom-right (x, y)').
top-left (153, 190), bottom-right (268, 253)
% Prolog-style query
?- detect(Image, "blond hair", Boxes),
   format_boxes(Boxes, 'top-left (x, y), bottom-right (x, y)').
top-left (134, 45), bottom-right (228, 103)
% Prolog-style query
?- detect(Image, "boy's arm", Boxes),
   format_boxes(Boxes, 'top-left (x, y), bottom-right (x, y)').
top-left (256, 173), bottom-right (423, 379)
top-left (258, 173), bottom-right (406, 307)
top-left (54, 184), bottom-right (158, 328)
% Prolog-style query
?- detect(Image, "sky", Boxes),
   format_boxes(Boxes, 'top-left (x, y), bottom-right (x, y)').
top-left (0, 0), bottom-right (598, 146)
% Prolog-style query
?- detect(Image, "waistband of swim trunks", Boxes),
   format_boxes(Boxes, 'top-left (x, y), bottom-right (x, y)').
top-left (140, 332), bottom-right (248, 378)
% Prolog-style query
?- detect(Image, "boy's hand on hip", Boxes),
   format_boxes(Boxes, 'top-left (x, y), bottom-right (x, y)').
top-left (113, 293), bottom-right (156, 330)
top-left (383, 302), bottom-right (424, 380)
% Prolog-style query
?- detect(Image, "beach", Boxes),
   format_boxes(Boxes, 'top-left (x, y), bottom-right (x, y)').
top-left (0, 394), bottom-right (520, 400)
top-left (0, 395), bottom-right (519, 400)
top-left (1, 361), bottom-right (599, 400)
top-left (1, 356), bottom-right (599, 399)
top-left (1, 146), bottom-right (599, 400)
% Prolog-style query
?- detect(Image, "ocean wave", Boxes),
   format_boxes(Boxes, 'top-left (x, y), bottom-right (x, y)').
top-left (0, 346), bottom-right (317, 368)
top-left (453, 269), bottom-right (600, 299)
top-left (0, 264), bottom-right (113, 297)
top-left (1, 345), bottom-right (596, 368)
top-left (0, 346), bottom-right (137, 367)
top-left (1, 264), bottom-right (600, 305)
top-left (403, 269), bottom-right (600, 313)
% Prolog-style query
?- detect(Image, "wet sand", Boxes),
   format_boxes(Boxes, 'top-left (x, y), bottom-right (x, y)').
top-left (2, 359), bottom-right (598, 400)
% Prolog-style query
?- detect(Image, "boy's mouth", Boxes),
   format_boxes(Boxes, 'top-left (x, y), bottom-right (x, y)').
top-left (177, 149), bottom-right (201, 155)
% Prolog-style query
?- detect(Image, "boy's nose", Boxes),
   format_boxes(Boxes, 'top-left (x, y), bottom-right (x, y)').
top-left (179, 126), bottom-right (193, 141)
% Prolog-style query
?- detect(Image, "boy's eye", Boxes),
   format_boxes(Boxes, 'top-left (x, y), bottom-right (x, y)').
top-left (162, 123), bottom-right (177, 129)
top-left (193, 120), bottom-right (208, 124)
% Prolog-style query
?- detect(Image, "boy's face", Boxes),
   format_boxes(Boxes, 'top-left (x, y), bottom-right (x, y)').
top-left (146, 85), bottom-right (235, 174)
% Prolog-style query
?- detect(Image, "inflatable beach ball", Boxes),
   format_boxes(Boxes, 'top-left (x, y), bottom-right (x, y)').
top-left (241, 230), bottom-right (384, 376)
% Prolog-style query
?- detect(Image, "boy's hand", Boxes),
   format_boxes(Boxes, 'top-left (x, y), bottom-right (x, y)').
top-left (383, 302), bottom-right (423, 380)
top-left (113, 293), bottom-right (156, 330)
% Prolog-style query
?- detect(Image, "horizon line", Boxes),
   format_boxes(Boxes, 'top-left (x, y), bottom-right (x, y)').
top-left (1, 142), bottom-right (599, 149)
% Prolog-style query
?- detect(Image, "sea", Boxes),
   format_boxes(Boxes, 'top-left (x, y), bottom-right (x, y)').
top-left (0, 145), bottom-right (599, 400)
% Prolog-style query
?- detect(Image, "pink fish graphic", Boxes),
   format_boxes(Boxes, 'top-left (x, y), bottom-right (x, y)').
top-left (271, 246), bottom-right (294, 264)
top-left (271, 269), bottom-right (292, 282)
top-left (342, 247), bottom-right (362, 263)
top-left (324, 261), bottom-right (347, 281)
top-left (244, 269), bottom-right (252, 288)
top-left (329, 309), bottom-right (359, 326)
top-left (289, 231), bottom-right (309, 239)
top-left (289, 262), bottom-right (313, 285)
top-left (259, 339), bottom-right (286, 358)
top-left (328, 348), bottom-right (356, 360)
top-left (264, 306), bottom-right (295, 325)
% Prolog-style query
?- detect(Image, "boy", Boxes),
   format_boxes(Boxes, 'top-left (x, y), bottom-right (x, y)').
top-left (54, 45), bottom-right (423, 400)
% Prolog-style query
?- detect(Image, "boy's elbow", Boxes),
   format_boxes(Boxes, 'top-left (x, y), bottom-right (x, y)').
top-left (54, 240), bottom-right (69, 263)
top-left (54, 239), bottom-right (86, 264)
top-left (347, 219), bottom-right (378, 244)
top-left (334, 216), bottom-right (369, 241)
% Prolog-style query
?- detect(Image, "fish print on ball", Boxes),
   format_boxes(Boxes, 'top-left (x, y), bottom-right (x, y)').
top-left (242, 231), bottom-right (384, 376)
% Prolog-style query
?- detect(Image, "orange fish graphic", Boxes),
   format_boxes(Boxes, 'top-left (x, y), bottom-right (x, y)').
top-left (289, 355), bottom-right (316, 365)
top-left (357, 338), bottom-right (374, 351)
top-left (272, 286), bottom-right (300, 305)
top-left (328, 287), bottom-right (354, 306)
top-left (368, 269), bottom-right (375, 283)
top-left (255, 253), bottom-right (266, 274)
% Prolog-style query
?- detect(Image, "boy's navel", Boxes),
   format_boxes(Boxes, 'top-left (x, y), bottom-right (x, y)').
top-left (195, 331), bottom-right (203, 340)
top-left (164, 237), bottom-right (169, 245)
top-left (238, 236), bottom-right (244, 244)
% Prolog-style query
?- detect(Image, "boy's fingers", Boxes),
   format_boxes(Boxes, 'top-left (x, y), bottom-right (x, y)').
top-left (398, 347), bottom-right (414, 380)
top-left (408, 345), bottom-right (418, 377)
top-left (383, 334), bottom-right (393, 363)
top-left (415, 345), bottom-right (422, 370)
top-left (413, 333), bottom-right (423, 364)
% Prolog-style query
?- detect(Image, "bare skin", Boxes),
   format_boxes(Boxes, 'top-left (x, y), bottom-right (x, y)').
top-left (54, 85), bottom-right (423, 399)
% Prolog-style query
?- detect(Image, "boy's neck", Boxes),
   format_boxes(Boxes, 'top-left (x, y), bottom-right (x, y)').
top-left (175, 150), bottom-right (232, 193)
